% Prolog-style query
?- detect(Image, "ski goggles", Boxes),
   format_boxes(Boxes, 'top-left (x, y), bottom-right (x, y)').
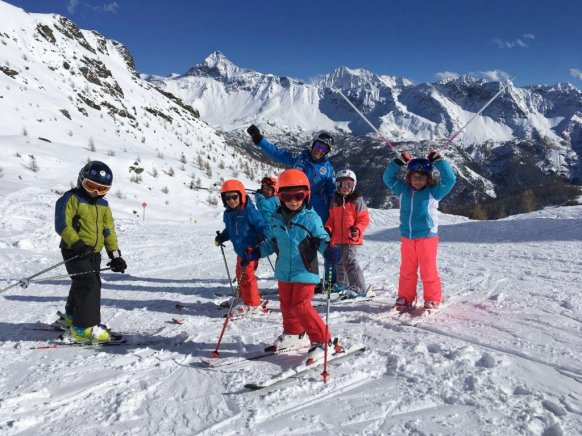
top-left (279, 190), bottom-right (307, 202)
top-left (312, 141), bottom-right (329, 154)
top-left (81, 178), bottom-right (111, 195)
top-left (223, 193), bottom-right (240, 201)
top-left (407, 158), bottom-right (432, 173)
top-left (336, 179), bottom-right (355, 190)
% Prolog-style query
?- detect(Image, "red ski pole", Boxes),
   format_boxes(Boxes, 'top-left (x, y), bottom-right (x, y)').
top-left (210, 268), bottom-right (245, 358)
top-left (210, 249), bottom-right (251, 358)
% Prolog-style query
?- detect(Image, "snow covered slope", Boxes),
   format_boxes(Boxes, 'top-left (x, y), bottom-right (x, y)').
top-left (0, 179), bottom-right (581, 434)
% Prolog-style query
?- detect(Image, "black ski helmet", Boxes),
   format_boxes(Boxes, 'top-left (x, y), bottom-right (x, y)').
top-left (77, 161), bottom-right (113, 190)
top-left (312, 131), bottom-right (334, 154)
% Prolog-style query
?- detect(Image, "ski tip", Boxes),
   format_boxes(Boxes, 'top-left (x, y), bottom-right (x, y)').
top-left (243, 383), bottom-right (263, 391)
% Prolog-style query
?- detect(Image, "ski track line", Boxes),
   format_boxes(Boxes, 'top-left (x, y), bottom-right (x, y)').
top-left (380, 319), bottom-right (582, 378)
top-left (197, 372), bottom-right (372, 435)
top-left (249, 372), bottom-right (372, 424)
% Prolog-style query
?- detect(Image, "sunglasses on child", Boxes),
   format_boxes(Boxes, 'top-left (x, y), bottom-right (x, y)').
top-left (81, 178), bottom-right (111, 195)
top-left (312, 141), bottom-right (329, 154)
top-left (279, 191), bottom-right (307, 202)
top-left (223, 194), bottom-right (239, 201)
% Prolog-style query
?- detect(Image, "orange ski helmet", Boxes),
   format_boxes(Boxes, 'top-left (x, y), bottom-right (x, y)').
top-left (277, 169), bottom-right (310, 202)
top-left (220, 179), bottom-right (246, 206)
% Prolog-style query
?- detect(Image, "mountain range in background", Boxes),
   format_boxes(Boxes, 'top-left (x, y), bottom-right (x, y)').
top-left (146, 51), bottom-right (582, 218)
top-left (1, 0), bottom-right (581, 219)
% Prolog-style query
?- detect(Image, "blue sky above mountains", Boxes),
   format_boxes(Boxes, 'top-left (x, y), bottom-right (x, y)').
top-left (5, 0), bottom-right (582, 87)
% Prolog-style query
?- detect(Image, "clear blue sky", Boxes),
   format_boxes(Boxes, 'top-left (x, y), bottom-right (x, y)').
top-left (6, 0), bottom-right (582, 86)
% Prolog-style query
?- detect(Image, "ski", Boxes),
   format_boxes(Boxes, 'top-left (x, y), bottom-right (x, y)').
top-left (244, 344), bottom-right (366, 391)
top-left (378, 301), bottom-right (448, 325)
top-left (313, 294), bottom-right (376, 307)
top-left (31, 322), bottom-right (166, 336)
top-left (200, 344), bottom-right (310, 368)
top-left (32, 331), bottom-right (189, 349)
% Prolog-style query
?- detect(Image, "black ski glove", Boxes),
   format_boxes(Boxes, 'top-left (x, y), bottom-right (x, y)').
top-left (107, 250), bottom-right (127, 273)
top-left (70, 240), bottom-right (94, 258)
top-left (427, 149), bottom-right (443, 163)
top-left (394, 151), bottom-right (412, 166)
top-left (246, 125), bottom-right (263, 145)
top-left (215, 231), bottom-right (226, 247)
top-left (108, 257), bottom-right (127, 273)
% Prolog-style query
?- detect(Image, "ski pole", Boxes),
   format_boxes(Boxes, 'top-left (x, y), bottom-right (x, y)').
top-left (25, 267), bottom-right (111, 284)
top-left (217, 231), bottom-right (236, 297)
top-left (0, 255), bottom-right (80, 294)
top-left (440, 81), bottom-right (509, 149)
top-left (336, 89), bottom-right (398, 153)
top-left (210, 253), bottom-right (249, 358)
top-left (266, 256), bottom-right (275, 274)
top-left (321, 240), bottom-right (335, 383)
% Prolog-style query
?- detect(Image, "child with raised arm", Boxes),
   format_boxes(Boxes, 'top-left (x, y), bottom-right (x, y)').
top-left (382, 150), bottom-right (456, 312)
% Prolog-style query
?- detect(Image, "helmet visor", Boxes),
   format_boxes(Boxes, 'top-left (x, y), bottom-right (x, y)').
top-left (82, 178), bottom-right (110, 195)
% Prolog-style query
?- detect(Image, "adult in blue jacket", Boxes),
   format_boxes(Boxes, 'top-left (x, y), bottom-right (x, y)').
top-left (246, 125), bottom-right (336, 223)
top-left (247, 125), bottom-right (337, 291)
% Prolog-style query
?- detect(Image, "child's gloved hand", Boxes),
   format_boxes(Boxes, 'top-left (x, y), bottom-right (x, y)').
top-left (349, 227), bottom-right (360, 239)
top-left (394, 151), bottom-right (411, 166)
top-left (427, 149), bottom-right (442, 163)
top-left (214, 234), bottom-right (225, 246)
top-left (107, 257), bottom-right (127, 273)
top-left (323, 245), bottom-right (340, 264)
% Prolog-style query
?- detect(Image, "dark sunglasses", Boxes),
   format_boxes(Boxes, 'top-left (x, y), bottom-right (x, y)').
top-left (312, 141), bottom-right (329, 154)
top-left (223, 194), bottom-right (239, 201)
top-left (280, 191), bottom-right (307, 202)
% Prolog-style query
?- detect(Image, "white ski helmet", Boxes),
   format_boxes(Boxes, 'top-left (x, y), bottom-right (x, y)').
top-left (335, 169), bottom-right (357, 193)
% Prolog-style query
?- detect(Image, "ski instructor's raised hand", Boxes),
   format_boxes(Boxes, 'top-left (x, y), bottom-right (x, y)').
top-left (246, 125), bottom-right (263, 145)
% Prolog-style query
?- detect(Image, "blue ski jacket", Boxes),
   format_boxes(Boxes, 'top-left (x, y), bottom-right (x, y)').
top-left (257, 138), bottom-right (335, 222)
top-left (218, 198), bottom-right (270, 259)
top-left (253, 192), bottom-right (280, 225)
top-left (260, 205), bottom-right (330, 284)
top-left (382, 159), bottom-right (456, 239)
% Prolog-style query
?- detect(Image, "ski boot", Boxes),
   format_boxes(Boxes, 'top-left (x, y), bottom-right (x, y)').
top-left (265, 331), bottom-right (310, 352)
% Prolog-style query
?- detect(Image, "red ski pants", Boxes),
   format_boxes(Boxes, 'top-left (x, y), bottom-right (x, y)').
top-left (278, 281), bottom-right (330, 344)
top-left (235, 257), bottom-right (261, 306)
top-left (398, 236), bottom-right (442, 303)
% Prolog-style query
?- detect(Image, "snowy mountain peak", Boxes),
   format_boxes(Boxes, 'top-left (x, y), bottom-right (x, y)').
top-left (186, 50), bottom-right (243, 80)
top-left (202, 50), bottom-right (233, 69)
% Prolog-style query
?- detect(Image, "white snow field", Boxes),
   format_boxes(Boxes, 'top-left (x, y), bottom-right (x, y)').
top-left (0, 178), bottom-right (581, 435)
